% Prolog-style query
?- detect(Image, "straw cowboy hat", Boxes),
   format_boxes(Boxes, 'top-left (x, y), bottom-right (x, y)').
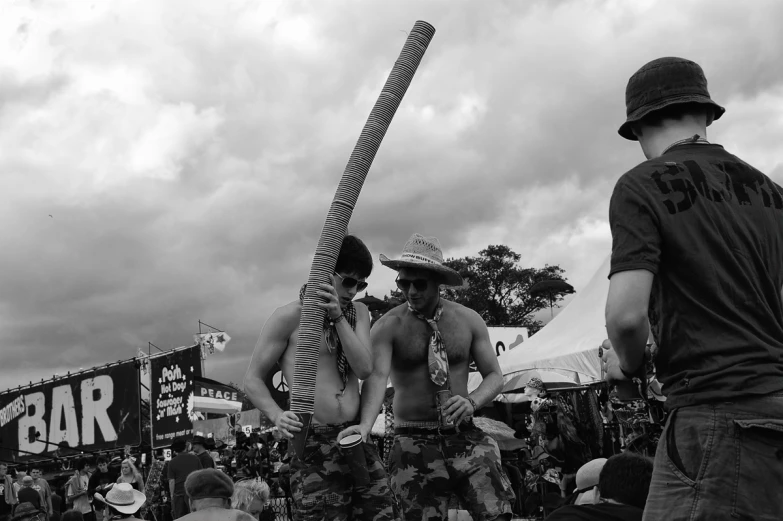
top-left (379, 234), bottom-right (464, 287)
top-left (94, 483), bottom-right (146, 515)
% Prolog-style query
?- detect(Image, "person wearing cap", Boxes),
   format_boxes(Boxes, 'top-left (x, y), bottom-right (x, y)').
top-left (167, 438), bottom-right (202, 520)
top-left (177, 470), bottom-right (254, 521)
top-left (602, 56), bottom-right (783, 520)
top-left (346, 234), bottom-right (513, 520)
top-left (545, 453), bottom-right (651, 521)
top-left (10, 502), bottom-right (40, 521)
top-left (189, 437), bottom-right (214, 470)
top-left (93, 483), bottom-right (145, 521)
top-left (244, 235), bottom-right (397, 521)
top-left (571, 458), bottom-right (606, 506)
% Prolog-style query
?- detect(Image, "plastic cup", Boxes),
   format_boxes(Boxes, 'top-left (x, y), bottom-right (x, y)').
top-left (339, 434), bottom-right (370, 486)
top-left (436, 390), bottom-right (454, 427)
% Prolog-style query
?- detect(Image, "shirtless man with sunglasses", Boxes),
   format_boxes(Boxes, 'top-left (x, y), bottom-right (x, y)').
top-left (339, 234), bottom-right (514, 521)
top-left (244, 235), bottom-right (397, 521)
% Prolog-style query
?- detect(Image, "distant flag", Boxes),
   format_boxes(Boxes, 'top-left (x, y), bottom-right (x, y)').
top-left (194, 332), bottom-right (232, 356)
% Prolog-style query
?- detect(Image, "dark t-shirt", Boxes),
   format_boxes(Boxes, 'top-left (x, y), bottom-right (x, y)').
top-left (17, 487), bottom-right (42, 510)
top-left (167, 453), bottom-right (202, 496)
top-left (546, 503), bottom-right (643, 521)
top-left (88, 469), bottom-right (118, 498)
top-left (0, 481), bottom-right (12, 515)
top-left (196, 451), bottom-right (215, 469)
top-left (610, 143), bottom-right (783, 409)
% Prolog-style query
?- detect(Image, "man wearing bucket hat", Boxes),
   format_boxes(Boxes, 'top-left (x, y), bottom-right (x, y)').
top-left (345, 233), bottom-right (514, 520)
top-left (10, 503), bottom-right (39, 521)
top-left (244, 235), bottom-right (397, 521)
top-left (190, 436), bottom-right (215, 470)
top-left (602, 56), bottom-right (783, 520)
top-left (178, 469), bottom-right (254, 521)
top-left (93, 483), bottom-right (145, 521)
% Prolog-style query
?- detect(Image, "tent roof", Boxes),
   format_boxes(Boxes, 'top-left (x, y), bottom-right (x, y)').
top-left (469, 255), bottom-right (610, 393)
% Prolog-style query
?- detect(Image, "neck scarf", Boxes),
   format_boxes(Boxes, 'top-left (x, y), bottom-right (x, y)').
top-left (407, 300), bottom-right (449, 386)
top-left (300, 284), bottom-right (357, 392)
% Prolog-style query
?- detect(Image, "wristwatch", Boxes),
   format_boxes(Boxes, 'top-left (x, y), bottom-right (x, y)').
top-left (467, 396), bottom-right (478, 414)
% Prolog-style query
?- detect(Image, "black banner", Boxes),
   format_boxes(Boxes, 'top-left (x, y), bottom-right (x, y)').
top-left (150, 346), bottom-right (202, 448)
top-left (0, 361), bottom-right (141, 462)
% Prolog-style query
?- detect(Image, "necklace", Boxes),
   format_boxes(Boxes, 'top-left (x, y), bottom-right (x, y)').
top-left (662, 134), bottom-right (710, 155)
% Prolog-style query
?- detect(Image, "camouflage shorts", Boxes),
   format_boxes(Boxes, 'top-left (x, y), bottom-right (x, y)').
top-left (288, 423), bottom-right (398, 521)
top-left (389, 424), bottom-right (515, 521)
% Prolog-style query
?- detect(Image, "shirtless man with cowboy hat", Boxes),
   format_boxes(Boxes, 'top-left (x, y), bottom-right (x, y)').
top-left (339, 233), bottom-right (515, 520)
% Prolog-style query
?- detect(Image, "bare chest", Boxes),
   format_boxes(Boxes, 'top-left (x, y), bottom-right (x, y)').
top-left (392, 314), bottom-right (472, 367)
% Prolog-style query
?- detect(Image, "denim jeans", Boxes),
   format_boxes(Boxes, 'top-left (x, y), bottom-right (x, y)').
top-left (642, 393), bottom-right (783, 521)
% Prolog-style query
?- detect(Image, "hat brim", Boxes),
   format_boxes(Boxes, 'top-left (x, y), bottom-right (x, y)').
top-left (95, 490), bottom-right (147, 515)
top-left (618, 96), bottom-right (726, 141)
top-left (379, 254), bottom-right (464, 287)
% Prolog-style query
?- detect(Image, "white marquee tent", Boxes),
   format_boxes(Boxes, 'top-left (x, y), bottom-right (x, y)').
top-left (468, 255), bottom-right (611, 395)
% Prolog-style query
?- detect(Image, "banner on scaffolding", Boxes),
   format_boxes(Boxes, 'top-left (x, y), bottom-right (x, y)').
top-left (149, 345), bottom-right (203, 449)
top-left (0, 361), bottom-right (141, 462)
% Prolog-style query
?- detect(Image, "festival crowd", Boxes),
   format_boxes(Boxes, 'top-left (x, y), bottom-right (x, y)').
top-left (3, 54), bottom-right (782, 521)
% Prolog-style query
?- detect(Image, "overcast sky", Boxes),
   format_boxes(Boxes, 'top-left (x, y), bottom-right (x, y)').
top-left (2, 0), bottom-right (782, 390)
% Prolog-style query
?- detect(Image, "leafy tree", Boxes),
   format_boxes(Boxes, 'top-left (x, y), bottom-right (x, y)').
top-left (441, 245), bottom-right (571, 335)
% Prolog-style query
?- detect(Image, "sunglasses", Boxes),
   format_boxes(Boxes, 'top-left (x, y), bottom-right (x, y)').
top-left (395, 277), bottom-right (429, 292)
top-left (334, 272), bottom-right (368, 292)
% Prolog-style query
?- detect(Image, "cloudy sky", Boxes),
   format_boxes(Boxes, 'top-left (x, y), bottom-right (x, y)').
top-left (2, 0), bottom-right (782, 391)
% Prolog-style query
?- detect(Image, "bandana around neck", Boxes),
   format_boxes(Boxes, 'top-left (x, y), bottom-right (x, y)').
top-left (407, 300), bottom-right (449, 386)
top-left (299, 284), bottom-right (357, 393)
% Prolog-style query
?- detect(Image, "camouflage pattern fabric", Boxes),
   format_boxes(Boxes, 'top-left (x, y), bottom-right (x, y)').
top-left (389, 426), bottom-right (515, 520)
top-left (288, 423), bottom-right (398, 521)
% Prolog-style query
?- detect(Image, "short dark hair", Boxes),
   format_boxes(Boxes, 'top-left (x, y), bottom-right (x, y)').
top-left (598, 452), bottom-right (654, 509)
top-left (30, 465), bottom-right (42, 472)
top-left (633, 102), bottom-right (715, 136)
top-left (62, 510), bottom-right (86, 521)
top-left (171, 439), bottom-right (186, 453)
top-left (335, 235), bottom-right (373, 279)
top-left (96, 456), bottom-right (109, 465)
top-left (76, 458), bottom-right (92, 472)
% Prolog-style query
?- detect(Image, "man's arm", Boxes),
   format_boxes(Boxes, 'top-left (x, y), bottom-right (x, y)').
top-left (445, 309), bottom-right (504, 424)
top-left (243, 304), bottom-right (302, 438)
top-left (316, 280), bottom-right (373, 378)
top-left (169, 479), bottom-right (175, 501)
top-left (339, 314), bottom-right (395, 442)
top-left (605, 269), bottom-right (653, 380)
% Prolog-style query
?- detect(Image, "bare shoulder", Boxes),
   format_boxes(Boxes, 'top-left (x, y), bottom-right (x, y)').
top-left (352, 300), bottom-right (369, 316)
top-left (443, 299), bottom-right (483, 325)
top-left (268, 300), bottom-right (302, 332)
top-left (372, 304), bottom-right (407, 337)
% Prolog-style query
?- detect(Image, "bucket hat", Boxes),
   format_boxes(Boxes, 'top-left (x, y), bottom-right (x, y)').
top-left (379, 234), bottom-right (463, 287)
top-left (94, 483), bottom-right (146, 515)
top-left (11, 503), bottom-right (40, 521)
top-left (619, 57), bottom-right (725, 141)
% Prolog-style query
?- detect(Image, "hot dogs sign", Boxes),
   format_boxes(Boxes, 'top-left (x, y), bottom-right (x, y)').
top-left (149, 346), bottom-right (202, 448)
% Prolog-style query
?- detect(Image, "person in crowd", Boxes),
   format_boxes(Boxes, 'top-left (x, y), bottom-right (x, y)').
top-left (545, 452), bottom-right (652, 521)
top-left (1, 463), bottom-right (18, 521)
top-left (13, 472), bottom-right (26, 497)
top-left (178, 469), bottom-right (254, 521)
top-left (189, 438), bottom-right (214, 470)
top-left (16, 479), bottom-right (42, 516)
top-left (570, 459), bottom-right (607, 506)
top-left (29, 468), bottom-right (52, 520)
top-left (231, 479), bottom-right (270, 520)
top-left (10, 502), bottom-right (40, 521)
top-left (348, 233), bottom-right (513, 520)
top-left (88, 458), bottom-right (117, 503)
top-left (244, 235), bottom-right (397, 520)
top-left (602, 56), bottom-right (783, 520)
top-left (94, 483), bottom-right (145, 521)
top-left (115, 461), bottom-right (143, 493)
top-left (60, 510), bottom-right (84, 521)
top-left (66, 459), bottom-right (95, 521)
top-left (168, 438), bottom-right (202, 519)
top-left (49, 490), bottom-right (61, 521)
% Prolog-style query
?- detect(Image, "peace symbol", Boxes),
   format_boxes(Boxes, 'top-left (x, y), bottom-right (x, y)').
top-left (272, 371), bottom-right (288, 393)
